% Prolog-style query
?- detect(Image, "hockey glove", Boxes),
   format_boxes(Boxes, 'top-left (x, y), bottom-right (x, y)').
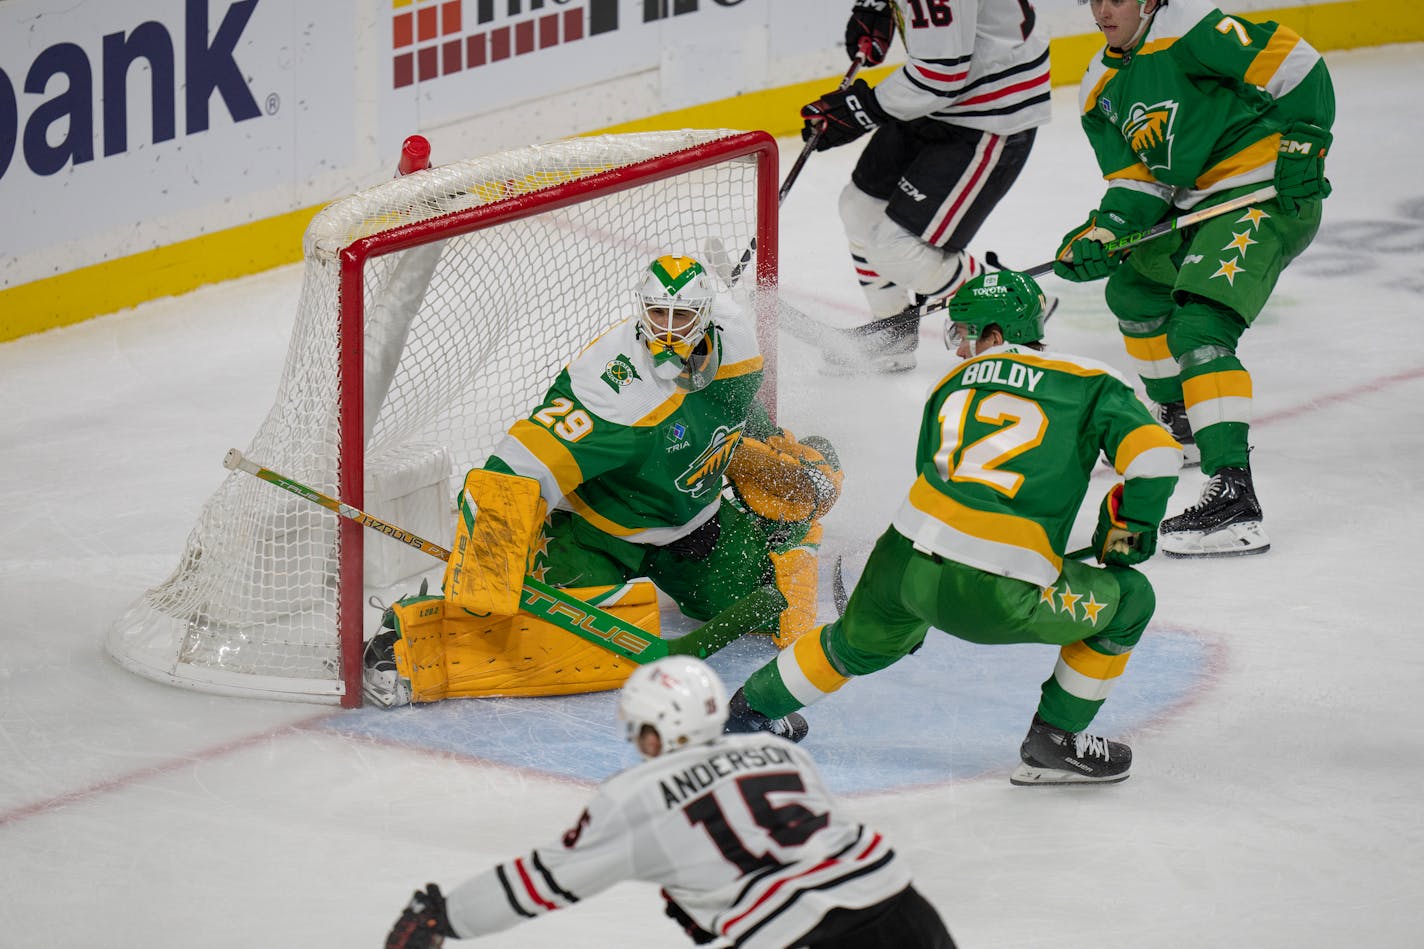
top-left (386, 884), bottom-right (455, 949)
top-left (845, 0), bottom-right (895, 65)
top-left (1052, 210), bottom-right (1130, 283)
top-left (801, 79), bottom-right (888, 152)
top-left (1091, 484), bottom-right (1157, 567)
top-left (1274, 122), bottom-right (1333, 213)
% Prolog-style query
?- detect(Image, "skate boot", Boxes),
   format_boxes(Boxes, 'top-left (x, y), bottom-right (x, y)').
top-left (821, 307), bottom-right (920, 375)
top-left (723, 689), bottom-right (809, 743)
top-left (1010, 714), bottom-right (1132, 786)
top-left (1159, 465), bottom-right (1270, 557)
top-left (362, 603), bottom-right (412, 708)
top-left (1153, 400), bottom-right (1199, 466)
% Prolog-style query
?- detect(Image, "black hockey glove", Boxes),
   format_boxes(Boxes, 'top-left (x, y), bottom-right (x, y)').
top-left (666, 513), bottom-right (722, 561)
top-left (1274, 121), bottom-right (1333, 213)
top-left (1091, 484), bottom-right (1157, 567)
top-left (663, 889), bottom-right (718, 945)
top-left (845, 0), bottom-right (895, 65)
top-left (801, 78), bottom-right (888, 151)
top-left (386, 884), bottom-right (456, 949)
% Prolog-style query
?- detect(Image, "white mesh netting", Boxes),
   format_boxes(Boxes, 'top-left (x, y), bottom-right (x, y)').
top-left (106, 129), bottom-right (773, 704)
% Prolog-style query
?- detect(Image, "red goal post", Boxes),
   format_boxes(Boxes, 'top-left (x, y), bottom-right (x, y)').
top-left (107, 130), bottom-right (780, 707)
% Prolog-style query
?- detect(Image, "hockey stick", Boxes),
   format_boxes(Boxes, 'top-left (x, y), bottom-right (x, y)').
top-left (222, 449), bottom-right (784, 666)
top-left (714, 54), bottom-right (867, 288)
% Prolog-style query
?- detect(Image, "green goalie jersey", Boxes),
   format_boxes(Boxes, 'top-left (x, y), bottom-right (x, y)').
top-left (890, 344), bottom-right (1183, 587)
top-left (483, 305), bottom-right (771, 546)
top-left (1080, 0), bottom-right (1335, 222)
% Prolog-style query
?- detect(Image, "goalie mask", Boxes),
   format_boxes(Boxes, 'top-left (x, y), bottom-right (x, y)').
top-left (946, 270), bottom-right (1047, 355)
top-left (636, 255), bottom-right (716, 381)
top-left (618, 656), bottom-right (729, 757)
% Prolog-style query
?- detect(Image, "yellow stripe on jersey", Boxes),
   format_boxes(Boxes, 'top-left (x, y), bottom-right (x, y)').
top-left (1244, 27), bottom-right (1302, 88)
top-left (1183, 369), bottom-right (1253, 408)
top-left (508, 419), bottom-right (584, 497)
top-left (636, 354), bottom-right (764, 427)
top-left (1195, 135), bottom-right (1279, 190)
top-left (1105, 162), bottom-right (1158, 183)
top-left (1113, 423), bottom-right (1182, 474)
top-left (907, 476), bottom-right (1059, 569)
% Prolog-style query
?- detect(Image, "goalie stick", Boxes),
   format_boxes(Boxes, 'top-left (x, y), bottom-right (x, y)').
top-left (222, 449), bottom-right (785, 668)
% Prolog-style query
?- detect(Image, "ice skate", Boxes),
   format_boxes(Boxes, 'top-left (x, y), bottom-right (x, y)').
top-left (1010, 714), bottom-right (1131, 786)
top-left (1153, 400), bottom-right (1199, 466)
top-left (723, 689), bottom-right (809, 743)
top-left (362, 607), bottom-right (412, 708)
top-left (1160, 465), bottom-right (1270, 557)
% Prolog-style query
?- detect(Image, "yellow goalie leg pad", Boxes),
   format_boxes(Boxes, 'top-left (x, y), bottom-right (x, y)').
top-left (769, 522), bottom-right (822, 649)
top-left (392, 582), bottom-right (662, 701)
top-left (443, 468), bottom-right (548, 617)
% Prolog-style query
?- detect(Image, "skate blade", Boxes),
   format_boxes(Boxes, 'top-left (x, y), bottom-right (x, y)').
top-left (1161, 519), bottom-right (1270, 558)
top-left (1010, 763), bottom-right (1130, 786)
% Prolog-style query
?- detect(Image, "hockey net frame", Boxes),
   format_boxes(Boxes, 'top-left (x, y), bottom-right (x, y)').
top-left (107, 129), bottom-right (779, 707)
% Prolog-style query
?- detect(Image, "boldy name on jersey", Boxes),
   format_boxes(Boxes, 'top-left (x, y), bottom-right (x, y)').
top-left (658, 743), bottom-right (795, 809)
top-left (961, 359), bottom-right (1044, 392)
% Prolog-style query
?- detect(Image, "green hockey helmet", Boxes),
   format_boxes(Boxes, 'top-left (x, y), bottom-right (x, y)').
top-left (945, 270), bottom-right (1048, 350)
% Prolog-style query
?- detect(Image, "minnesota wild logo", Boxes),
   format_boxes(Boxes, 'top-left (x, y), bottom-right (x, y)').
top-left (676, 425), bottom-right (742, 498)
top-left (600, 353), bottom-right (641, 393)
top-left (1123, 99), bottom-right (1177, 173)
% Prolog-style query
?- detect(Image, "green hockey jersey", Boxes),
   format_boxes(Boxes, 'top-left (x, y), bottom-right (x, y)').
top-left (1079, 0), bottom-right (1335, 223)
top-left (890, 344), bottom-right (1183, 587)
top-left (484, 305), bottom-right (769, 545)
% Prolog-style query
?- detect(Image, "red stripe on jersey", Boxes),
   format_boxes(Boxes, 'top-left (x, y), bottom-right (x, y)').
top-left (913, 63), bottom-right (969, 84)
top-left (721, 858), bottom-right (838, 934)
top-left (856, 832), bottom-right (883, 861)
top-left (514, 857), bottom-right (558, 911)
top-left (956, 69), bottom-right (1051, 106)
top-left (928, 135), bottom-right (1001, 245)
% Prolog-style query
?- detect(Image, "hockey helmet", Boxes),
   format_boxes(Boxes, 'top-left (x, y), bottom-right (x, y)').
top-left (635, 255), bottom-right (716, 375)
top-left (945, 270), bottom-right (1047, 351)
top-left (618, 656), bottom-right (729, 757)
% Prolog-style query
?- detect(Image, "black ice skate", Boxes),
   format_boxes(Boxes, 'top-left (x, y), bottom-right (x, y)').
top-left (1153, 400), bottom-right (1199, 466)
top-left (821, 307), bottom-right (920, 375)
top-left (1159, 465), bottom-right (1270, 558)
top-left (1010, 714), bottom-right (1132, 786)
top-left (724, 689), bottom-right (810, 743)
top-left (362, 606), bottom-right (413, 708)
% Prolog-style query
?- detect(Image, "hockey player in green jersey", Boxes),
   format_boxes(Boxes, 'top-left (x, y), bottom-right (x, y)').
top-left (725, 270), bottom-right (1183, 785)
top-left (1054, 0), bottom-right (1335, 556)
top-left (382, 255), bottom-right (841, 709)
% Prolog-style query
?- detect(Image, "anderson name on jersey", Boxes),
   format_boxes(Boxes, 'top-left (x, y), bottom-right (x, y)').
top-left (439, 733), bottom-right (911, 947)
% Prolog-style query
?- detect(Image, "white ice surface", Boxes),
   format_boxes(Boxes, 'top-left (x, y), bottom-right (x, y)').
top-left (2, 44), bottom-right (1422, 949)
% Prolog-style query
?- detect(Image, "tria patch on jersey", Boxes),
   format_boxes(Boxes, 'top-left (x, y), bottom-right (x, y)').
top-left (600, 353), bottom-right (641, 392)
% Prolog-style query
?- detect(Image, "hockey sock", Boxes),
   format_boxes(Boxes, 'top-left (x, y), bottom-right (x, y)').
top-left (742, 624), bottom-right (850, 719)
top-left (1037, 639), bottom-right (1132, 733)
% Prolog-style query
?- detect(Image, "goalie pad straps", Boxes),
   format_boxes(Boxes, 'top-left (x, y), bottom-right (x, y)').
top-left (392, 583), bottom-right (662, 701)
top-left (725, 433), bottom-right (843, 523)
top-left (443, 468), bottom-right (548, 616)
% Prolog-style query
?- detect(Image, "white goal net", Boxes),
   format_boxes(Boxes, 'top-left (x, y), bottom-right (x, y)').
top-left (107, 129), bottom-right (779, 706)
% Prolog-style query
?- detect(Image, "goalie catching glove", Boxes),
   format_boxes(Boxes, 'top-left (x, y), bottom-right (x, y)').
top-left (386, 884), bottom-right (455, 949)
top-left (725, 432), bottom-right (842, 524)
top-left (801, 79), bottom-right (888, 151)
top-left (1274, 122), bottom-right (1333, 213)
top-left (1091, 483), bottom-right (1158, 567)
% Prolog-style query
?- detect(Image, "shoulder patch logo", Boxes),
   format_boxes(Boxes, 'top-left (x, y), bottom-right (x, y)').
top-left (1123, 99), bottom-right (1178, 172)
top-left (601, 353), bottom-right (641, 393)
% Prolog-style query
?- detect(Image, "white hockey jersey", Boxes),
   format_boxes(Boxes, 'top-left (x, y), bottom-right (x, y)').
top-left (442, 733), bottom-right (912, 947)
top-left (874, 0), bottom-right (1052, 135)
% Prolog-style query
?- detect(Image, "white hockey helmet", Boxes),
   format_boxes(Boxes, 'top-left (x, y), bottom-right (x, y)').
top-left (617, 656), bottom-right (729, 756)
top-left (635, 255), bottom-right (716, 378)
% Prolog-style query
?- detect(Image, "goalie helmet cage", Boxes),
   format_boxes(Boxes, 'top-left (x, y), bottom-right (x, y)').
top-left (106, 129), bottom-right (780, 708)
